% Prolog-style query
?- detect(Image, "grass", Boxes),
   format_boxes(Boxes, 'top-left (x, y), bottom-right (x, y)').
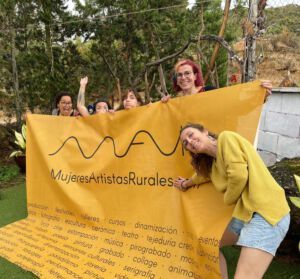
top-left (1, 170), bottom-right (300, 278)
top-left (0, 164), bottom-right (25, 193)
top-left (0, 257), bottom-right (37, 279)
top-left (0, 180), bottom-right (27, 227)
top-left (0, 164), bottom-right (19, 185)
top-left (0, 176), bottom-right (37, 279)
top-left (223, 247), bottom-right (300, 279)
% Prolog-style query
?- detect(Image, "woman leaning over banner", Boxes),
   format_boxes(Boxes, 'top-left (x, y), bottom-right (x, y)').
top-left (77, 76), bottom-right (112, 116)
top-left (161, 59), bottom-right (272, 102)
top-left (54, 92), bottom-right (78, 116)
top-left (117, 88), bottom-right (144, 110)
top-left (173, 123), bottom-right (290, 279)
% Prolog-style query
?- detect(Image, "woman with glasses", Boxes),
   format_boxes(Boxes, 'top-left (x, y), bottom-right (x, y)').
top-left (161, 59), bottom-right (272, 102)
top-left (173, 59), bottom-right (206, 94)
top-left (117, 89), bottom-right (144, 110)
top-left (161, 59), bottom-right (209, 102)
top-left (54, 92), bottom-right (78, 116)
top-left (174, 123), bottom-right (290, 279)
top-left (77, 76), bottom-right (112, 116)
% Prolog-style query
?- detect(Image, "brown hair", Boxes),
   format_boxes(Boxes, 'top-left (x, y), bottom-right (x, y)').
top-left (117, 88), bottom-right (144, 110)
top-left (181, 123), bottom-right (218, 178)
top-left (55, 92), bottom-right (74, 108)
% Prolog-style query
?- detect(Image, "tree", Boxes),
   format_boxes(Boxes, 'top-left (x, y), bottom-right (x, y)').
top-left (0, 0), bottom-right (236, 117)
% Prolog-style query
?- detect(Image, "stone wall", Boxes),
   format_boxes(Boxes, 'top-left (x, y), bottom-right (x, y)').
top-left (257, 87), bottom-right (300, 166)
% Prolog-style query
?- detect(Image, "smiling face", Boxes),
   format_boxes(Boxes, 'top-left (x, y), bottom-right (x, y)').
top-left (176, 64), bottom-right (197, 92)
top-left (123, 91), bottom-right (139, 110)
top-left (57, 96), bottom-right (73, 116)
top-left (180, 127), bottom-right (210, 154)
top-left (95, 102), bottom-right (109, 114)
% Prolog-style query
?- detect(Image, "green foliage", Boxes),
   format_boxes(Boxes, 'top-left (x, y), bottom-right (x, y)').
top-left (289, 175), bottom-right (300, 208)
top-left (0, 165), bottom-right (19, 183)
top-left (266, 5), bottom-right (300, 36)
top-left (288, 174), bottom-right (300, 253)
top-left (0, 0), bottom-right (237, 112)
top-left (226, 3), bottom-right (247, 40)
top-left (9, 124), bottom-right (26, 157)
top-left (80, 0), bottom-right (200, 93)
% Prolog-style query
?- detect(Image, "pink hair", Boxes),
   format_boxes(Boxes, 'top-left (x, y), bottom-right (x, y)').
top-left (173, 59), bottom-right (205, 92)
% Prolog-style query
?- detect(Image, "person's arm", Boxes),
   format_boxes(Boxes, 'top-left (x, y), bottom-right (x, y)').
top-left (174, 177), bottom-right (195, 192)
top-left (221, 133), bottom-right (249, 205)
top-left (77, 76), bottom-right (89, 116)
top-left (223, 162), bottom-right (248, 205)
top-left (174, 173), bottom-right (210, 192)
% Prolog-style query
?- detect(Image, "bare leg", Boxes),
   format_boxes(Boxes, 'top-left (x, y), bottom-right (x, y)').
top-left (219, 251), bottom-right (228, 279)
top-left (234, 247), bottom-right (273, 279)
top-left (219, 226), bottom-right (239, 279)
top-left (220, 226), bottom-right (239, 247)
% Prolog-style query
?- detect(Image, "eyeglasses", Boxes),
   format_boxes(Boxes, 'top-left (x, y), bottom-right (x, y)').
top-left (60, 101), bottom-right (72, 106)
top-left (96, 107), bottom-right (108, 112)
top-left (176, 71), bottom-right (193, 79)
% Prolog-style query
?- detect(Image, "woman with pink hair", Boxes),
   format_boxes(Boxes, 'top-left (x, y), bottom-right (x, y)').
top-left (161, 59), bottom-right (272, 102)
top-left (162, 59), bottom-right (208, 102)
top-left (173, 59), bottom-right (206, 94)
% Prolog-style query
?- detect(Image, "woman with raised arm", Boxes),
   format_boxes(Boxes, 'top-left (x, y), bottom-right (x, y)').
top-left (117, 88), bottom-right (144, 110)
top-left (174, 123), bottom-right (290, 279)
top-left (77, 76), bottom-right (112, 116)
top-left (161, 59), bottom-right (272, 102)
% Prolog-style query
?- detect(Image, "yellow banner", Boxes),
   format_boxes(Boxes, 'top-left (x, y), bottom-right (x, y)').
top-left (0, 81), bottom-right (264, 279)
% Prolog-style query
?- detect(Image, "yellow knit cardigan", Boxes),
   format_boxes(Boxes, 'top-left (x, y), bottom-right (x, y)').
top-left (191, 131), bottom-right (290, 225)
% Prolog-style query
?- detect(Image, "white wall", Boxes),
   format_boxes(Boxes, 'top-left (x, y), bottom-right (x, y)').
top-left (257, 88), bottom-right (300, 166)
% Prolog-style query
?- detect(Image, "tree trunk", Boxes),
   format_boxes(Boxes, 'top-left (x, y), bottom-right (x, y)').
top-left (147, 36), bottom-right (244, 77)
top-left (144, 69), bottom-right (150, 104)
top-left (204, 0), bottom-right (231, 84)
top-left (116, 78), bottom-right (122, 104)
top-left (45, 24), bottom-right (54, 75)
top-left (39, 0), bottom-right (55, 109)
top-left (157, 64), bottom-right (168, 96)
top-left (99, 52), bottom-right (122, 105)
top-left (243, 0), bottom-right (258, 82)
top-left (150, 29), bottom-right (168, 96)
top-left (9, 7), bottom-right (22, 129)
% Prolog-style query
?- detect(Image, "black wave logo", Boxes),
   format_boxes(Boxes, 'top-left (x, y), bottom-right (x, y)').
top-left (49, 129), bottom-right (184, 159)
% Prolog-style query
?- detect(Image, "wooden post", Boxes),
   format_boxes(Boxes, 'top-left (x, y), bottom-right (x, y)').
top-left (204, 0), bottom-right (231, 83)
top-left (244, 0), bottom-right (258, 82)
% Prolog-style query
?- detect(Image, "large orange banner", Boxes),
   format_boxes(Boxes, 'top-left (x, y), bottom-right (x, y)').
top-left (0, 81), bottom-right (265, 278)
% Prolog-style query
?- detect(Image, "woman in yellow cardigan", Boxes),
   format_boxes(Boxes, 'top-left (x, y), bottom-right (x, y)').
top-left (174, 123), bottom-right (290, 279)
